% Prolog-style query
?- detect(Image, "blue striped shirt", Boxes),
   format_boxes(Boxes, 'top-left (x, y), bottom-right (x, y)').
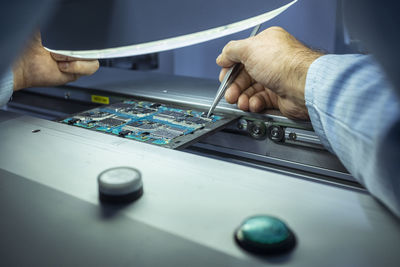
top-left (0, 69), bottom-right (13, 106)
top-left (306, 54), bottom-right (400, 217)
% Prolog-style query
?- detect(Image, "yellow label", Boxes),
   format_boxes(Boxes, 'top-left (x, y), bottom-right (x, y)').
top-left (91, 95), bottom-right (110, 104)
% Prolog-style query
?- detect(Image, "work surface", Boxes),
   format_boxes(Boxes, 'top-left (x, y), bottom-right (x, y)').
top-left (0, 111), bottom-right (399, 266)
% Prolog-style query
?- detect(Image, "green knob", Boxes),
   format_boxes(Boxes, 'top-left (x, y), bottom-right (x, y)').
top-left (235, 215), bottom-right (296, 254)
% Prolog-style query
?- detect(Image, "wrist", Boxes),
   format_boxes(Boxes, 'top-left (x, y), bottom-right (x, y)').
top-left (285, 49), bottom-right (322, 107)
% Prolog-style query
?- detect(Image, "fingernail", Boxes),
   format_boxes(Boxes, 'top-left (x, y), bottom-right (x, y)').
top-left (216, 55), bottom-right (221, 62)
top-left (59, 62), bottom-right (69, 70)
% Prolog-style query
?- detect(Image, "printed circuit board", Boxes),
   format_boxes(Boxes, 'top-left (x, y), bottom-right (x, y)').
top-left (60, 99), bottom-right (235, 149)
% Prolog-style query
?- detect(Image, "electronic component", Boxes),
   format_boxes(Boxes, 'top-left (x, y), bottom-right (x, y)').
top-left (108, 102), bottom-right (135, 110)
top-left (60, 99), bottom-right (235, 149)
top-left (98, 118), bottom-right (126, 127)
top-left (124, 121), bottom-right (161, 132)
top-left (150, 129), bottom-right (182, 140)
top-left (118, 130), bottom-right (132, 137)
top-left (67, 118), bottom-right (80, 125)
top-left (79, 110), bottom-right (113, 120)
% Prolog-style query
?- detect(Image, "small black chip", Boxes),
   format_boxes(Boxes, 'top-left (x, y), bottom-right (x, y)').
top-left (98, 118), bottom-right (125, 127)
top-left (150, 103), bottom-right (161, 108)
top-left (185, 117), bottom-right (208, 124)
top-left (119, 130), bottom-right (132, 137)
top-left (68, 118), bottom-right (80, 125)
top-left (127, 121), bottom-right (143, 127)
top-left (110, 103), bottom-right (133, 109)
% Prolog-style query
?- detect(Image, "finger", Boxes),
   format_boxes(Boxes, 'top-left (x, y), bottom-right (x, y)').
top-left (60, 73), bottom-right (81, 84)
top-left (51, 53), bottom-right (96, 62)
top-left (58, 60), bottom-right (99, 76)
top-left (264, 88), bottom-right (280, 110)
top-left (45, 72), bottom-right (81, 87)
top-left (219, 66), bottom-right (252, 85)
top-left (241, 83), bottom-right (264, 99)
top-left (249, 88), bottom-right (281, 113)
top-left (237, 84), bottom-right (264, 111)
top-left (237, 93), bottom-right (250, 111)
top-left (216, 53), bottom-right (235, 68)
top-left (219, 68), bottom-right (229, 82)
top-left (249, 91), bottom-right (267, 113)
top-left (216, 39), bottom-right (250, 67)
top-left (224, 69), bottom-right (253, 104)
top-left (225, 83), bottom-right (243, 104)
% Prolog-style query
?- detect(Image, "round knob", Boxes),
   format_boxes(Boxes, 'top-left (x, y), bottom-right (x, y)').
top-left (234, 215), bottom-right (296, 255)
top-left (248, 120), bottom-right (267, 140)
top-left (98, 167), bottom-right (143, 203)
top-left (267, 125), bottom-right (285, 142)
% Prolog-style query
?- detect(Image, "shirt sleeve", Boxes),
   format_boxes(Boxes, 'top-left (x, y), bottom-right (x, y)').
top-left (0, 69), bottom-right (14, 107)
top-left (305, 54), bottom-right (400, 217)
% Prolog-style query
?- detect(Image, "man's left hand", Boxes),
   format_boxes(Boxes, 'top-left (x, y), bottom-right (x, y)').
top-left (13, 32), bottom-right (99, 91)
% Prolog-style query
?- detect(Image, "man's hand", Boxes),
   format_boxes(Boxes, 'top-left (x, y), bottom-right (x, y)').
top-left (216, 27), bottom-right (322, 120)
top-left (13, 32), bottom-right (99, 91)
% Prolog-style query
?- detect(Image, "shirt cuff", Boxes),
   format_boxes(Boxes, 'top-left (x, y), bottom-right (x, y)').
top-left (0, 69), bottom-right (14, 107)
top-left (304, 55), bottom-right (335, 153)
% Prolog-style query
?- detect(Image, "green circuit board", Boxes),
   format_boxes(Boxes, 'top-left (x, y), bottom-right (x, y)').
top-left (60, 99), bottom-right (233, 149)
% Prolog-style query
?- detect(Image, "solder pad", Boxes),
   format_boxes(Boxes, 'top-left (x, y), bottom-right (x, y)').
top-left (59, 99), bottom-right (236, 149)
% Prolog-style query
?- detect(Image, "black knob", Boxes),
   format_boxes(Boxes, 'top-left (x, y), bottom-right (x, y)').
top-left (267, 125), bottom-right (285, 142)
top-left (248, 121), bottom-right (267, 140)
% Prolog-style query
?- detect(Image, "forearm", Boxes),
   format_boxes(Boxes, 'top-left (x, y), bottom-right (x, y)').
top-left (305, 54), bottom-right (400, 216)
top-left (0, 69), bottom-right (14, 106)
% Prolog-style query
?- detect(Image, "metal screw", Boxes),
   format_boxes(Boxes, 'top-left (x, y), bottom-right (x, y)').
top-left (288, 132), bottom-right (297, 141)
top-left (64, 92), bottom-right (71, 100)
top-left (253, 126), bottom-right (261, 135)
top-left (237, 119), bottom-right (248, 130)
top-left (271, 128), bottom-right (279, 137)
top-left (267, 125), bottom-right (284, 142)
top-left (248, 120), bottom-right (267, 139)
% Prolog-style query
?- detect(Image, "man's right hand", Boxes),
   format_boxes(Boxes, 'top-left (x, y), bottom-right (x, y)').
top-left (216, 26), bottom-right (322, 120)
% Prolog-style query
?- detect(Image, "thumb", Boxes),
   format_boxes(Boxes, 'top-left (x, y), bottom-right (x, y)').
top-left (216, 39), bottom-right (250, 67)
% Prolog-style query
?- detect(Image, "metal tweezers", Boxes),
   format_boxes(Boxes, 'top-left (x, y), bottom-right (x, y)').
top-left (207, 24), bottom-right (262, 118)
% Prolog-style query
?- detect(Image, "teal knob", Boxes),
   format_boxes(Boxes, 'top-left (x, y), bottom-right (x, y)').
top-left (234, 215), bottom-right (296, 254)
